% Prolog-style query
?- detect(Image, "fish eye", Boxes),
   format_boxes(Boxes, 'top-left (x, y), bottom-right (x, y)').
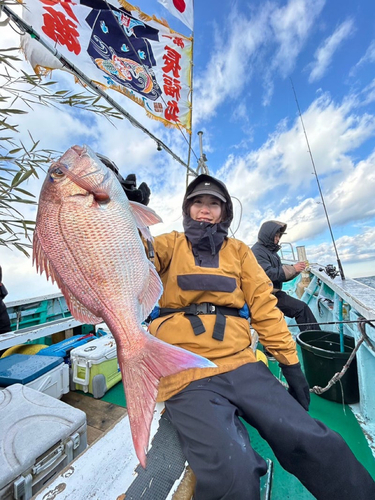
top-left (50, 166), bottom-right (65, 178)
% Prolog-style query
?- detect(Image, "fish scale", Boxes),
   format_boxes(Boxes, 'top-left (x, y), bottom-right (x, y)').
top-left (33, 144), bottom-right (216, 467)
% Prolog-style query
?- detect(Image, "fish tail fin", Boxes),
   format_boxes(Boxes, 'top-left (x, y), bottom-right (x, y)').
top-left (119, 332), bottom-right (216, 468)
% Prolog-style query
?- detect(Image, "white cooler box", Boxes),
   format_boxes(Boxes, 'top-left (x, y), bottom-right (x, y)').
top-left (71, 335), bottom-right (122, 398)
top-left (0, 354), bottom-right (69, 399)
top-left (0, 384), bottom-right (87, 500)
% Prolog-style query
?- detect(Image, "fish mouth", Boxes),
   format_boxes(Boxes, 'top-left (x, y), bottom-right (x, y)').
top-left (71, 145), bottom-right (86, 156)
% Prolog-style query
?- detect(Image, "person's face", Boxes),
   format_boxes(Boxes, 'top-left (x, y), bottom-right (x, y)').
top-left (274, 232), bottom-right (281, 244)
top-left (189, 194), bottom-right (222, 223)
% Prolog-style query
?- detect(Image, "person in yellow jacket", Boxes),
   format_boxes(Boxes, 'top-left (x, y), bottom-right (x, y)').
top-left (111, 166), bottom-right (374, 500)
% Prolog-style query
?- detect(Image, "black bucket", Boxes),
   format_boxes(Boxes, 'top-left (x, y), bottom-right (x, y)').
top-left (296, 331), bottom-right (359, 404)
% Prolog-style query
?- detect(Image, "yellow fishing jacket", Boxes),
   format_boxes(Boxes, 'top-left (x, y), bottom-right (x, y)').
top-left (149, 231), bottom-right (299, 401)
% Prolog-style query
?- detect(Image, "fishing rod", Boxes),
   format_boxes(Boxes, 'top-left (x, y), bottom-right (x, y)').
top-left (290, 79), bottom-right (346, 280)
top-left (287, 318), bottom-right (375, 330)
top-left (1, 5), bottom-right (198, 177)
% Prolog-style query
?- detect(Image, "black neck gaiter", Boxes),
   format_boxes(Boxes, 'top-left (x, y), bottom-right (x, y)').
top-left (183, 216), bottom-right (230, 258)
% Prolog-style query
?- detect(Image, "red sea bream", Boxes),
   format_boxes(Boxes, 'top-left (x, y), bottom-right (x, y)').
top-left (33, 145), bottom-right (215, 467)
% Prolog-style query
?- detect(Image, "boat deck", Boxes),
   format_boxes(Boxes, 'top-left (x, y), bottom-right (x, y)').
top-left (61, 390), bottom-right (127, 446)
top-left (56, 355), bottom-right (375, 500)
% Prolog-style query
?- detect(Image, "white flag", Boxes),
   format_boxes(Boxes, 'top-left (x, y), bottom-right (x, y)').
top-left (158, 0), bottom-right (194, 31)
top-left (21, 0), bottom-right (193, 132)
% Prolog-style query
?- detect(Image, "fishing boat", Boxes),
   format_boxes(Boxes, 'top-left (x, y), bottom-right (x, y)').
top-left (1, 249), bottom-right (374, 500)
top-left (1, 1), bottom-right (375, 499)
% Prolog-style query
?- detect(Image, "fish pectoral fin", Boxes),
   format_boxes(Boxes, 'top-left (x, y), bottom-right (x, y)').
top-left (33, 231), bottom-right (103, 325)
top-left (129, 201), bottom-right (163, 241)
top-left (138, 262), bottom-right (163, 321)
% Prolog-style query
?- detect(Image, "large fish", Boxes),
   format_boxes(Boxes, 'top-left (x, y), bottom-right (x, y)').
top-left (33, 145), bottom-right (215, 467)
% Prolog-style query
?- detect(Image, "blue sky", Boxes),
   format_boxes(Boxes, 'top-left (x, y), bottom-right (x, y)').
top-left (1, 0), bottom-right (375, 301)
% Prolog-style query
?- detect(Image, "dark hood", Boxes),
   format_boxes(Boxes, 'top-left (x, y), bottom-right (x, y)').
top-left (182, 174), bottom-right (233, 256)
top-left (257, 220), bottom-right (287, 252)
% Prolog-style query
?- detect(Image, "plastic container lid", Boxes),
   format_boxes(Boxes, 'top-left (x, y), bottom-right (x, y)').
top-left (37, 334), bottom-right (95, 358)
top-left (0, 354), bottom-right (63, 385)
top-left (70, 335), bottom-right (117, 362)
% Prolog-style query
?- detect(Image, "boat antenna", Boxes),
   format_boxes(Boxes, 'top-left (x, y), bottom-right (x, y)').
top-left (1, 5), bottom-right (198, 176)
top-left (290, 79), bottom-right (345, 280)
top-left (197, 131), bottom-right (209, 174)
top-left (186, 130), bottom-right (208, 186)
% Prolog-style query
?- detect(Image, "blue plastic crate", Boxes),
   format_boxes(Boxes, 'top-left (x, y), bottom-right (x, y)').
top-left (37, 334), bottom-right (96, 364)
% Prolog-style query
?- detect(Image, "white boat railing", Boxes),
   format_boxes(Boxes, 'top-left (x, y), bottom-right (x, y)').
top-left (0, 317), bottom-right (84, 351)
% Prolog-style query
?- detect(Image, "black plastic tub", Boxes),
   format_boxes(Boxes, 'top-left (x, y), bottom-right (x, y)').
top-left (296, 331), bottom-right (359, 404)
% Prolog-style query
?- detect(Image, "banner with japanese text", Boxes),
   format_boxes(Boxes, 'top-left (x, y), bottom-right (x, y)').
top-left (21, 0), bottom-right (192, 132)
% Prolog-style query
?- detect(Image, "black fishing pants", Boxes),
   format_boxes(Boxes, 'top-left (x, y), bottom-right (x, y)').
top-left (165, 362), bottom-right (375, 500)
top-left (275, 290), bottom-right (321, 331)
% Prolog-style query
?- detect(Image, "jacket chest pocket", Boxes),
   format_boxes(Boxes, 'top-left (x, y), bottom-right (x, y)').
top-left (177, 274), bottom-right (236, 292)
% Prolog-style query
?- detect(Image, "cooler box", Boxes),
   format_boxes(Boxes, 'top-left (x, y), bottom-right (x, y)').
top-left (37, 334), bottom-right (96, 364)
top-left (0, 354), bottom-right (69, 399)
top-left (71, 335), bottom-right (122, 398)
top-left (95, 323), bottom-right (111, 336)
top-left (0, 384), bottom-right (87, 500)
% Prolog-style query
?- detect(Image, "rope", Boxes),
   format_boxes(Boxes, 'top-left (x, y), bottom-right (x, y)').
top-left (307, 320), bottom-right (374, 396)
top-left (310, 335), bottom-right (364, 396)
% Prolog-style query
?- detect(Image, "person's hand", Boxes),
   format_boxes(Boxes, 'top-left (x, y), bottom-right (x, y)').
top-left (294, 261), bottom-right (306, 273)
top-left (96, 153), bottom-right (151, 206)
top-left (121, 174), bottom-right (151, 206)
top-left (279, 362), bottom-right (310, 411)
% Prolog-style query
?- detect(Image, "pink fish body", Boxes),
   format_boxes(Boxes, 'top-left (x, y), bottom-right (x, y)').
top-left (33, 145), bottom-right (215, 467)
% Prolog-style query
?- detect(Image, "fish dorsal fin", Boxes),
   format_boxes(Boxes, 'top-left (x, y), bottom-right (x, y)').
top-left (129, 202), bottom-right (163, 241)
top-left (33, 232), bottom-right (103, 325)
top-left (138, 261), bottom-right (163, 321)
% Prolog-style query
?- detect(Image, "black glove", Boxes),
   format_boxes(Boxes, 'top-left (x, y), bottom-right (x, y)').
top-left (96, 153), bottom-right (151, 206)
top-left (121, 174), bottom-right (151, 206)
top-left (279, 362), bottom-right (310, 411)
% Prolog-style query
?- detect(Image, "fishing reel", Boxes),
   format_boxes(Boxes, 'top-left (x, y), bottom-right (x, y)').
top-left (319, 264), bottom-right (340, 279)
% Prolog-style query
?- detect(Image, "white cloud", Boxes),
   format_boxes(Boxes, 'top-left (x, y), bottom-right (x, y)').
top-left (194, 0), bottom-right (326, 120)
top-left (303, 227), bottom-right (375, 271)
top-left (269, 0), bottom-right (326, 77)
top-left (350, 39), bottom-right (375, 76)
top-left (308, 18), bottom-right (355, 83)
top-left (216, 91), bottom-right (375, 212)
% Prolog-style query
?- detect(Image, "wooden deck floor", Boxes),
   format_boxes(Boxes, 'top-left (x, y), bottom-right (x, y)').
top-left (61, 391), bottom-right (127, 445)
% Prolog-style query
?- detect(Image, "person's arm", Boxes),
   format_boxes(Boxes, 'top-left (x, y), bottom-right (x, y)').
top-left (282, 261), bottom-right (307, 282)
top-left (241, 246), bottom-right (310, 410)
top-left (252, 245), bottom-right (286, 284)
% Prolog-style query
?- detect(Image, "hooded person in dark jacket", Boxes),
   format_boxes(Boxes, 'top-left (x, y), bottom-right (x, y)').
top-left (110, 168), bottom-right (374, 500)
top-left (0, 266), bottom-right (11, 335)
top-left (252, 220), bottom-right (321, 332)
